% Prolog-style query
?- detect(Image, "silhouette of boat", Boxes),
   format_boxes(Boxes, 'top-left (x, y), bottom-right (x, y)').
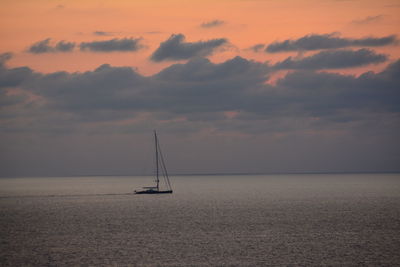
top-left (134, 131), bottom-right (173, 194)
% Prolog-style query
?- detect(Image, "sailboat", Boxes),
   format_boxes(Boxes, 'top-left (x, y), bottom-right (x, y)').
top-left (134, 131), bottom-right (173, 194)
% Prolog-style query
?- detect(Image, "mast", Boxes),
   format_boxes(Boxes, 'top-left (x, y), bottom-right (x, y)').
top-left (155, 130), bottom-right (159, 191)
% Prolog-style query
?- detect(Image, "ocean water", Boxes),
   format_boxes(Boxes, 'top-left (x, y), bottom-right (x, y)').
top-left (1, 174), bottom-right (399, 266)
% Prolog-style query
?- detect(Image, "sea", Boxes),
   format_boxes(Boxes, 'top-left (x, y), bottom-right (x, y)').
top-left (1, 173), bottom-right (399, 266)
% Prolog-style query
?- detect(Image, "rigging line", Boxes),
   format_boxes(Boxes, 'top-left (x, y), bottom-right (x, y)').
top-left (161, 161), bottom-right (169, 189)
top-left (157, 141), bottom-right (172, 190)
top-left (159, 145), bottom-right (168, 189)
top-left (158, 143), bottom-right (170, 190)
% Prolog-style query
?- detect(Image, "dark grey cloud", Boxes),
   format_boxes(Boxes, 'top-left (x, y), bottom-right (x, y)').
top-left (55, 41), bottom-right (75, 52)
top-left (16, 57), bottom-right (268, 116)
top-left (273, 49), bottom-right (388, 70)
top-left (152, 56), bottom-right (269, 113)
top-left (1, 54), bottom-right (399, 134)
top-left (0, 53), bottom-right (31, 112)
top-left (200, 20), bottom-right (225, 28)
top-left (0, 53), bottom-right (34, 88)
top-left (28, 38), bottom-right (53, 53)
top-left (351, 15), bottom-right (384, 25)
top-left (275, 60), bottom-right (400, 117)
top-left (266, 33), bottom-right (397, 53)
top-left (150, 34), bottom-right (228, 62)
top-left (80, 38), bottom-right (143, 52)
top-left (27, 39), bottom-right (75, 53)
top-left (27, 37), bottom-right (144, 54)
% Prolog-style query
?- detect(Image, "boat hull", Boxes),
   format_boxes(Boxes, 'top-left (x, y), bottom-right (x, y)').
top-left (134, 190), bottom-right (173, 194)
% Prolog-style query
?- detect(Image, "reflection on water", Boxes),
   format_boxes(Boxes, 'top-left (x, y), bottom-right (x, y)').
top-left (1, 174), bottom-right (399, 266)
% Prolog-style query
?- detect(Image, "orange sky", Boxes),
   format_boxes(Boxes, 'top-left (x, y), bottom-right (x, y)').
top-left (0, 0), bottom-right (399, 75)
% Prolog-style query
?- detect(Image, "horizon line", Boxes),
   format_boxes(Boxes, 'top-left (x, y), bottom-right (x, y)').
top-left (1, 170), bottom-right (399, 179)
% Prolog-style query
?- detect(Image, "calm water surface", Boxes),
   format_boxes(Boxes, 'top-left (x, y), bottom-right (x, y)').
top-left (1, 174), bottom-right (400, 266)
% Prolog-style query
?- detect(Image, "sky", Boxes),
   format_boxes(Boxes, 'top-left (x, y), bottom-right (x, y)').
top-left (0, 0), bottom-right (399, 177)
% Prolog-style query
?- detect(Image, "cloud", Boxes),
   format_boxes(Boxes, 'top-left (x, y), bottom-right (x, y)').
top-left (200, 20), bottom-right (225, 28)
top-left (150, 34), bottom-right (228, 62)
top-left (0, 52), bottom-right (13, 64)
top-left (266, 33), bottom-right (397, 53)
top-left (152, 56), bottom-right (269, 113)
top-left (1, 54), bottom-right (399, 137)
top-left (27, 39), bottom-right (75, 53)
top-left (273, 49), bottom-right (388, 70)
top-left (80, 38), bottom-right (143, 52)
top-left (55, 41), bottom-right (75, 52)
top-left (0, 53), bottom-right (34, 88)
top-left (0, 53), bottom-right (32, 113)
top-left (27, 38), bottom-right (144, 53)
top-left (18, 57), bottom-right (268, 115)
top-left (28, 38), bottom-right (53, 53)
top-left (351, 15), bottom-right (384, 25)
top-left (93, 31), bottom-right (113, 36)
top-left (248, 44), bottom-right (265, 52)
top-left (275, 60), bottom-right (400, 117)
